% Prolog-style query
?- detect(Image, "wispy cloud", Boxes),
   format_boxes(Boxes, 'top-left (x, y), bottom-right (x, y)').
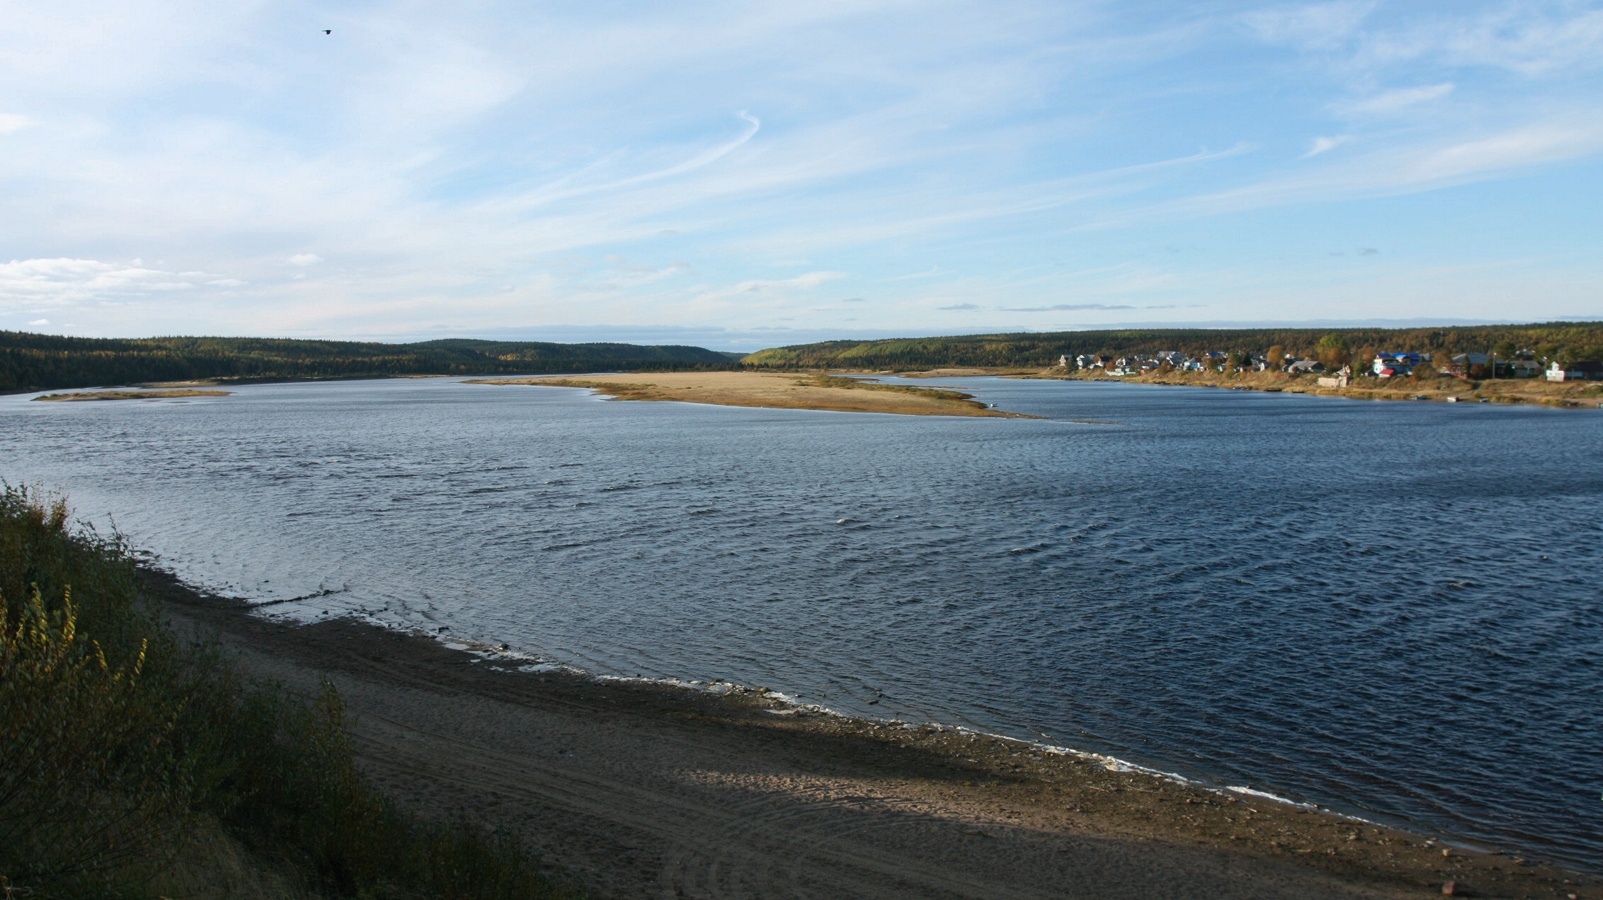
top-left (686, 271), bottom-right (847, 310)
top-left (1242, 1), bottom-right (1375, 48)
top-left (999, 302), bottom-right (1139, 312)
top-left (1302, 135), bottom-right (1351, 158)
top-left (0, 113), bottom-right (35, 134)
top-left (1402, 122), bottom-right (1603, 181)
top-left (1368, 6), bottom-right (1603, 76)
top-left (0, 258), bottom-right (224, 312)
top-left (1086, 118), bottom-right (1603, 230)
top-left (1336, 82), bottom-right (1454, 116)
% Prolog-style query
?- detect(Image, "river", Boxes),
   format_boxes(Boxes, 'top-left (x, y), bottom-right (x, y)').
top-left (3, 376), bottom-right (1599, 869)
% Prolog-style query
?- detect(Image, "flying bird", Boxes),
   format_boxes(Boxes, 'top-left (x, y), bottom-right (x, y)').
top-left (323, 29), bottom-right (332, 34)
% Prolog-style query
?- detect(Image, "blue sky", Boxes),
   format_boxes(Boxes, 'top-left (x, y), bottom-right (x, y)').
top-left (2, 1), bottom-right (1600, 350)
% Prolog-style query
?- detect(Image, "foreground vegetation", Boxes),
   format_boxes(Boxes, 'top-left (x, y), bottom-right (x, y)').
top-left (0, 332), bottom-right (735, 393)
top-left (0, 484), bottom-right (575, 899)
top-left (741, 321), bottom-right (1603, 370)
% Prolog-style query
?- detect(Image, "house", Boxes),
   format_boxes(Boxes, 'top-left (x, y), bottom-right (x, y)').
top-left (1547, 360), bottom-right (1603, 382)
top-left (1506, 359), bottom-right (1543, 378)
top-left (1287, 359), bottom-right (1326, 375)
top-left (1317, 366), bottom-right (1352, 388)
top-left (1373, 353), bottom-right (1416, 377)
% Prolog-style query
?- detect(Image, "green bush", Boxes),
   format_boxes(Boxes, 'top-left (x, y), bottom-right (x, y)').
top-left (0, 485), bottom-right (575, 899)
top-left (0, 584), bottom-right (195, 894)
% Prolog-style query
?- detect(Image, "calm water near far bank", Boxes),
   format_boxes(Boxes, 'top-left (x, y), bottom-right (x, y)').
top-left (3, 376), bottom-right (1600, 869)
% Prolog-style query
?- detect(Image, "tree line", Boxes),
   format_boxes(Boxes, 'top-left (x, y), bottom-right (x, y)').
top-left (739, 322), bottom-right (1603, 370)
top-left (0, 332), bottom-right (738, 392)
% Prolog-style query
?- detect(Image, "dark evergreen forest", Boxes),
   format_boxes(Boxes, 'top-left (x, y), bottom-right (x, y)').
top-left (0, 333), bottom-right (737, 392)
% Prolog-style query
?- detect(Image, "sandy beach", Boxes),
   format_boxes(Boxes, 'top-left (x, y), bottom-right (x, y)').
top-left (466, 371), bottom-right (1030, 417)
top-left (144, 570), bottom-right (1599, 899)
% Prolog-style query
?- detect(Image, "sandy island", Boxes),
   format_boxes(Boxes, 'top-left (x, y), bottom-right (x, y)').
top-left (466, 371), bottom-right (1032, 418)
top-left (144, 570), bottom-right (1599, 899)
top-left (33, 388), bottom-right (233, 402)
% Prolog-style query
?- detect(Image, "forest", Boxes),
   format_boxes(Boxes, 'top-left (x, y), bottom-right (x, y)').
top-left (0, 332), bottom-right (737, 393)
top-left (9, 323), bottom-right (1603, 393)
top-left (739, 322), bottom-right (1603, 370)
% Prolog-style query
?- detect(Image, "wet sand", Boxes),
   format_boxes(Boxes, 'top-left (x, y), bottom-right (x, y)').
top-left (466, 371), bottom-right (1030, 417)
top-left (144, 570), bottom-right (1599, 899)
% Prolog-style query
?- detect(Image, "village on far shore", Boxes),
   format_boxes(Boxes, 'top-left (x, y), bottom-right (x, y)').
top-left (1028, 342), bottom-right (1603, 410)
top-left (1059, 348), bottom-right (1603, 384)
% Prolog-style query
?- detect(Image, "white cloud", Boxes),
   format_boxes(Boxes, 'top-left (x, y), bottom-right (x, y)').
top-left (1337, 83), bottom-right (1454, 116)
top-left (1095, 119), bottom-right (1603, 228)
top-left (0, 258), bottom-right (230, 313)
top-left (1243, 2), bottom-right (1375, 49)
top-left (1302, 135), bottom-right (1351, 158)
top-left (0, 113), bottom-right (36, 134)
top-left (1404, 123), bottom-right (1603, 182)
top-left (27, 318), bottom-right (48, 326)
top-left (286, 253), bottom-right (323, 267)
top-left (689, 271), bottom-right (847, 309)
top-left (1420, 6), bottom-right (1603, 77)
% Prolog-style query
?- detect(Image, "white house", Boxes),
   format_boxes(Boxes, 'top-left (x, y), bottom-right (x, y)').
top-left (1548, 360), bottom-right (1603, 381)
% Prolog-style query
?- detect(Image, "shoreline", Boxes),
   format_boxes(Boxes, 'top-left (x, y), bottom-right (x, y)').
top-left (465, 371), bottom-right (1036, 417)
top-left (32, 388), bottom-right (233, 401)
top-left (1009, 369), bottom-right (1603, 409)
top-left (141, 565), bottom-right (1600, 898)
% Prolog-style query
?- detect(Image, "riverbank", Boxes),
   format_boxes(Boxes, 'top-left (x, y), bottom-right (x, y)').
top-left (149, 570), bottom-right (1599, 899)
top-left (466, 371), bottom-right (1032, 417)
top-left (1016, 368), bottom-right (1603, 408)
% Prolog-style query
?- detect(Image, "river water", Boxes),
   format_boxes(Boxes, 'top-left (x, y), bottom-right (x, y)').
top-left (3, 376), bottom-right (1599, 869)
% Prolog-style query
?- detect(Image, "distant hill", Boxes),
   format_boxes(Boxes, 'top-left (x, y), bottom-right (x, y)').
top-left (0, 332), bottom-right (734, 393)
top-left (741, 322), bottom-right (1603, 370)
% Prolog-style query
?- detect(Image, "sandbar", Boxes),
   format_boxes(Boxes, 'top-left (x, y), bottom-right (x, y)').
top-left (147, 569), bottom-right (1600, 899)
top-left (33, 389), bottom-right (233, 402)
top-left (466, 371), bottom-right (1032, 417)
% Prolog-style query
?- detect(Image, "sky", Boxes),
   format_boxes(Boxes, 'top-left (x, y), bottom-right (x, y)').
top-left (2, 1), bottom-right (1600, 351)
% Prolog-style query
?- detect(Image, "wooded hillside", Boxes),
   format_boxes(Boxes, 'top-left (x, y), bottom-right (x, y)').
top-left (0, 332), bottom-right (735, 392)
top-left (740, 322), bottom-right (1603, 370)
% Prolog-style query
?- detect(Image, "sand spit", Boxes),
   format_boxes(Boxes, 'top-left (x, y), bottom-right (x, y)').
top-left (466, 371), bottom-right (1033, 418)
top-left (144, 570), bottom-right (1599, 899)
top-left (33, 388), bottom-right (233, 401)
